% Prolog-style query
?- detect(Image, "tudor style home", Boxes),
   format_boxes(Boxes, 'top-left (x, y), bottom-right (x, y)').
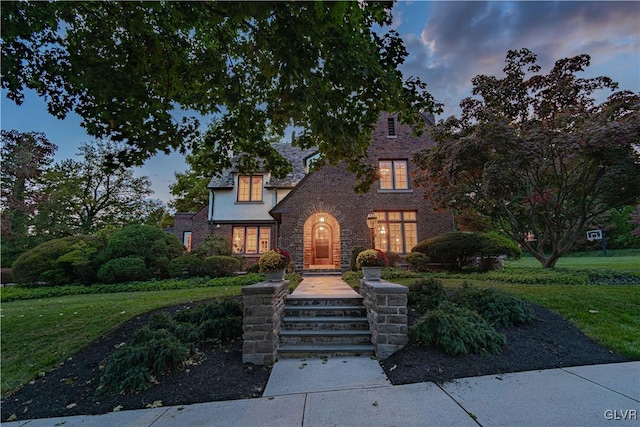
top-left (170, 112), bottom-right (454, 270)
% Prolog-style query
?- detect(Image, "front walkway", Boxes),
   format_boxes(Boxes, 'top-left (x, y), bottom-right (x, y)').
top-left (288, 276), bottom-right (361, 299)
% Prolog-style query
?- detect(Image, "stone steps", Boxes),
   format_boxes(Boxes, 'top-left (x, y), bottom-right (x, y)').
top-left (279, 292), bottom-right (373, 358)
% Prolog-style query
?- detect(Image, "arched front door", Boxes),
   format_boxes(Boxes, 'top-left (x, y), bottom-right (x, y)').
top-left (312, 223), bottom-right (332, 265)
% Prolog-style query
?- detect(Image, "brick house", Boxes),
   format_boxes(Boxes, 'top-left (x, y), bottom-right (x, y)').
top-left (169, 112), bottom-right (454, 269)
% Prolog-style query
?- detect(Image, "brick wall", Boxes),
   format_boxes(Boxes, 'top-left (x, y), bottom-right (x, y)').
top-left (275, 112), bottom-right (454, 270)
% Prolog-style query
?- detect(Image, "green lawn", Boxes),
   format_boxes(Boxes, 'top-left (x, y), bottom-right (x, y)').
top-left (508, 255), bottom-right (640, 271)
top-left (1, 286), bottom-right (243, 394)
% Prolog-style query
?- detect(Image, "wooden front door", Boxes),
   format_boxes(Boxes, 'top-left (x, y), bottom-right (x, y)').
top-left (312, 223), bottom-right (332, 265)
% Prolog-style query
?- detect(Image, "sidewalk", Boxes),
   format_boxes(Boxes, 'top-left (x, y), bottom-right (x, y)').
top-left (5, 360), bottom-right (638, 427)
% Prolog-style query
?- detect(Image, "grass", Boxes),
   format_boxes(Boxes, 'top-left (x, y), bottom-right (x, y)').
top-left (509, 255), bottom-right (640, 271)
top-left (1, 286), bottom-right (243, 394)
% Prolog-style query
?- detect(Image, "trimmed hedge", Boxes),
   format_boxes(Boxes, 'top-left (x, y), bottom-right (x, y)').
top-left (168, 254), bottom-right (208, 278)
top-left (412, 232), bottom-right (521, 270)
top-left (97, 256), bottom-right (149, 284)
top-left (11, 235), bottom-right (104, 286)
top-left (204, 256), bottom-right (242, 278)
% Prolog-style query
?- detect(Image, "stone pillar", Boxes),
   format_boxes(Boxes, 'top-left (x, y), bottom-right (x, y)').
top-left (242, 280), bottom-right (289, 365)
top-left (360, 279), bottom-right (408, 360)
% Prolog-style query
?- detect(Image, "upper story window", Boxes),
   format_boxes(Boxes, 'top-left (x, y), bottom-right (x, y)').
top-left (237, 175), bottom-right (263, 202)
top-left (379, 160), bottom-right (408, 190)
top-left (387, 117), bottom-right (397, 138)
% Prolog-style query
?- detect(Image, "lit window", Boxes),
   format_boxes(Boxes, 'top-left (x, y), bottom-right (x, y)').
top-left (379, 160), bottom-right (408, 190)
top-left (387, 117), bottom-right (397, 137)
top-left (183, 231), bottom-right (192, 252)
top-left (373, 211), bottom-right (417, 254)
top-left (237, 175), bottom-right (263, 202)
top-left (232, 226), bottom-right (271, 254)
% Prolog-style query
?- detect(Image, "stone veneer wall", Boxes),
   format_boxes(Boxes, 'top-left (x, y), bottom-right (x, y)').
top-left (359, 279), bottom-right (408, 359)
top-left (242, 280), bottom-right (289, 365)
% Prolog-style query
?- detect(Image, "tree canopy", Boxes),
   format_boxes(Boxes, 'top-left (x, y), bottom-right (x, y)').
top-left (2, 1), bottom-right (440, 190)
top-left (414, 49), bottom-right (640, 268)
top-left (34, 141), bottom-right (155, 236)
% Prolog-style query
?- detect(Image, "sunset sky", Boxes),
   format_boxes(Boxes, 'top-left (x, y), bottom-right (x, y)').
top-left (2, 1), bottom-right (638, 204)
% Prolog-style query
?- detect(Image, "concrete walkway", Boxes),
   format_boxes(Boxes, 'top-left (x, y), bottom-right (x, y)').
top-left (5, 361), bottom-right (638, 426)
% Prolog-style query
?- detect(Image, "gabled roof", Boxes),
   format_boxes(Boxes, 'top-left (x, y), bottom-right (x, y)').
top-left (208, 143), bottom-right (317, 189)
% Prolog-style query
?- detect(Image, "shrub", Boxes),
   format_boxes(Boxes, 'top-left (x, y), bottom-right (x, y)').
top-left (410, 302), bottom-right (506, 355)
top-left (193, 235), bottom-right (233, 257)
top-left (245, 262), bottom-right (260, 274)
top-left (406, 252), bottom-right (430, 272)
top-left (204, 256), bottom-right (242, 277)
top-left (413, 232), bottom-right (520, 271)
top-left (407, 277), bottom-right (447, 312)
top-left (104, 224), bottom-right (184, 279)
top-left (356, 249), bottom-right (388, 268)
top-left (97, 256), bottom-right (149, 284)
top-left (386, 252), bottom-right (400, 268)
top-left (168, 254), bottom-right (207, 278)
top-left (99, 298), bottom-right (242, 393)
top-left (350, 246), bottom-right (367, 271)
top-left (449, 284), bottom-right (536, 327)
top-left (12, 235), bottom-right (104, 286)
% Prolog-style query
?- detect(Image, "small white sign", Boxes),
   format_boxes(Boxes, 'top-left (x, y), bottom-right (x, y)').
top-left (586, 229), bottom-right (602, 241)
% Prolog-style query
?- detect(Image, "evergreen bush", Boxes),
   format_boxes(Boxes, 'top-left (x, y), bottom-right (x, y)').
top-left (168, 254), bottom-right (207, 278)
top-left (103, 224), bottom-right (184, 279)
top-left (406, 252), bottom-right (430, 272)
top-left (204, 255), bottom-right (242, 277)
top-left (97, 256), bottom-right (149, 284)
top-left (410, 302), bottom-right (506, 355)
top-left (448, 284), bottom-right (536, 327)
top-left (407, 277), bottom-right (447, 311)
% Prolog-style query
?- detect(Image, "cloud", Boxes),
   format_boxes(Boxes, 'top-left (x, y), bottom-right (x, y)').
top-left (398, 1), bottom-right (640, 118)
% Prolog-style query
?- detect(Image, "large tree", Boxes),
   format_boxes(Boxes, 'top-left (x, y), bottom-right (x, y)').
top-left (1, 1), bottom-right (439, 191)
top-left (34, 142), bottom-right (154, 236)
top-left (0, 130), bottom-right (57, 265)
top-left (414, 49), bottom-right (640, 268)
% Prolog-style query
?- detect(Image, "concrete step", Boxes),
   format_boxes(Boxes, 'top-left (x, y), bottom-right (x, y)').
top-left (278, 343), bottom-right (375, 358)
top-left (284, 305), bottom-right (366, 317)
top-left (280, 330), bottom-right (371, 345)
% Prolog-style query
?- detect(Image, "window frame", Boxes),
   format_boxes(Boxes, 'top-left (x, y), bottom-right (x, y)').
top-left (378, 159), bottom-right (409, 190)
top-left (373, 211), bottom-right (418, 254)
top-left (183, 231), bottom-right (192, 252)
top-left (237, 175), bottom-right (264, 202)
top-left (232, 226), bottom-right (271, 254)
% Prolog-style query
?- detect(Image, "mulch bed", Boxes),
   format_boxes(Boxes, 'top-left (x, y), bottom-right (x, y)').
top-left (1, 301), bottom-right (628, 422)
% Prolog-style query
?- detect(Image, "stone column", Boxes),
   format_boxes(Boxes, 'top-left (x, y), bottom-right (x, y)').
top-left (242, 280), bottom-right (289, 365)
top-left (360, 279), bottom-right (408, 360)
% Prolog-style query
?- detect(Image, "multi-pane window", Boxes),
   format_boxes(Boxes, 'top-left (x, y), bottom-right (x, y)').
top-left (374, 211), bottom-right (418, 254)
top-left (237, 175), bottom-right (263, 202)
top-left (387, 117), bottom-right (397, 137)
top-left (232, 226), bottom-right (271, 254)
top-left (379, 160), bottom-right (408, 190)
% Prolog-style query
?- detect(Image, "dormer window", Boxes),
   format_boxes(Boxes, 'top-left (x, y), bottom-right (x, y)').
top-left (237, 175), bottom-right (263, 202)
top-left (387, 117), bottom-right (397, 138)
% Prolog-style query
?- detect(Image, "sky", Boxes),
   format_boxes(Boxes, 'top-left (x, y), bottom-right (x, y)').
top-left (2, 1), bottom-right (639, 205)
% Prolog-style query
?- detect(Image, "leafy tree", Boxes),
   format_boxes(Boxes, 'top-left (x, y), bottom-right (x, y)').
top-left (2, 1), bottom-right (440, 191)
top-left (141, 200), bottom-right (175, 229)
top-left (169, 149), bottom-right (211, 213)
top-left (605, 205), bottom-right (640, 249)
top-left (0, 130), bottom-right (57, 265)
top-left (415, 49), bottom-right (640, 268)
top-left (34, 141), bottom-right (154, 236)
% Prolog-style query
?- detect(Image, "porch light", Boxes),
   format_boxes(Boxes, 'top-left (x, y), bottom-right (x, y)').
top-left (366, 210), bottom-right (378, 248)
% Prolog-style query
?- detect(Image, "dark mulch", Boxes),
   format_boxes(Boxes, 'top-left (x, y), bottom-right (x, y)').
top-left (1, 301), bottom-right (629, 422)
